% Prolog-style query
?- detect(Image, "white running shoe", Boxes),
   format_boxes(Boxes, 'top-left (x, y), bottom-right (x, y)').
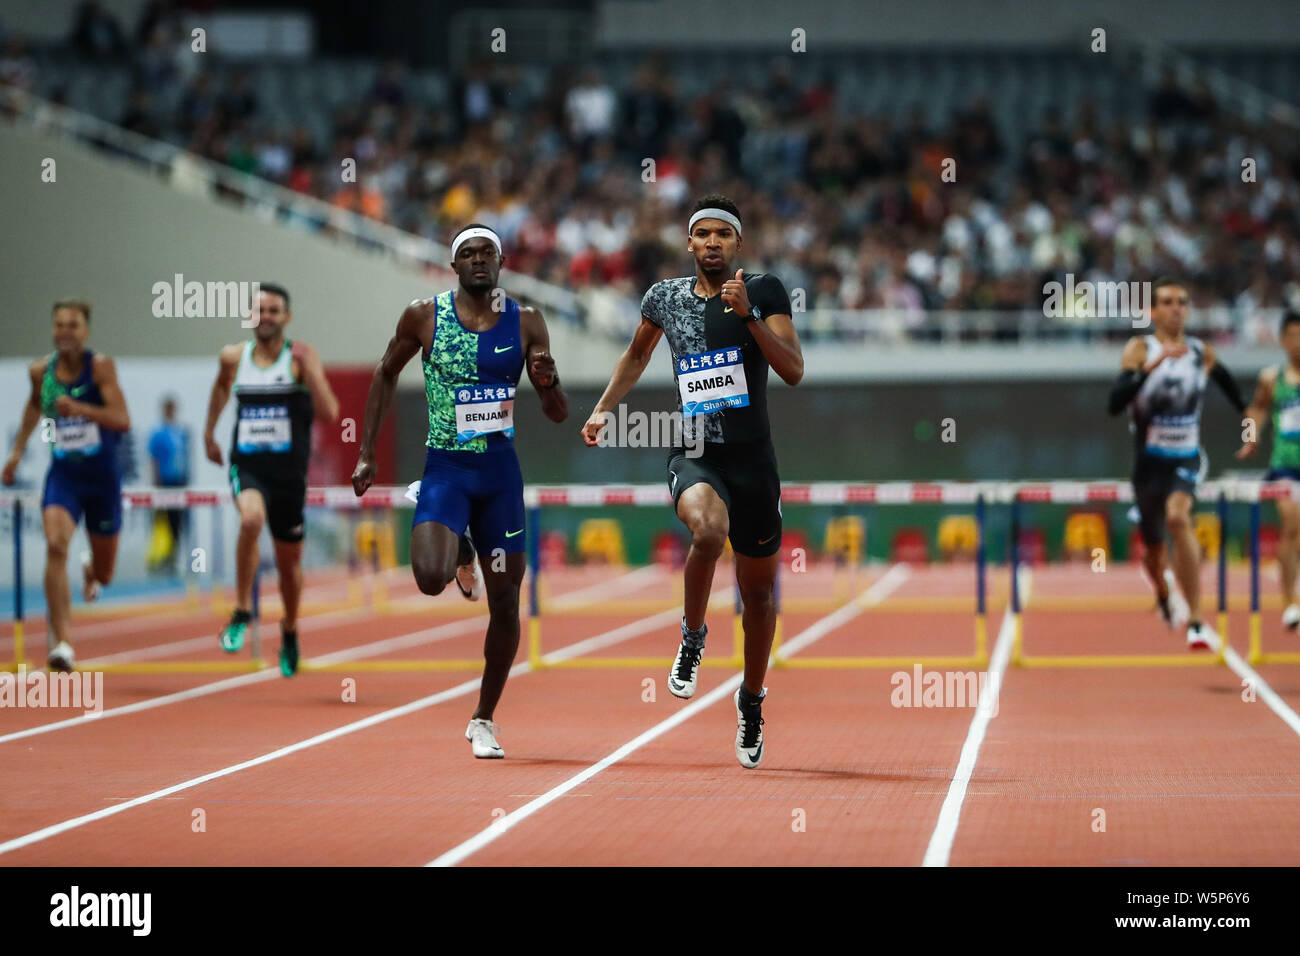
top-left (1186, 622), bottom-right (1218, 652)
top-left (48, 640), bottom-right (74, 673)
top-left (455, 560), bottom-right (482, 601)
top-left (1163, 569), bottom-right (1189, 628)
top-left (668, 641), bottom-right (703, 699)
top-left (734, 687), bottom-right (766, 769)
top-left (1283, 604), bottom-right (1300, 631)
top-left (465, 718), bottom-right (504, 758)
top-left (81, 552), bottom-right (100, 603)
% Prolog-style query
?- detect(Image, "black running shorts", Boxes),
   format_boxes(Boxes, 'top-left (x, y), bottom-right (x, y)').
top-left (667, 440), bottom-right (782, 558)
top-left (1132, 454), bottom-right (1200, 547)
top-left (229, 463), bottom-right (306, 543)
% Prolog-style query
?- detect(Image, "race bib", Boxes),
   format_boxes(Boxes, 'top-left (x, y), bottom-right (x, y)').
top-left (1145, 414), bottom-right (1199, 457)
top-left (1280, 399), bottom-right (1300, 439)
top-left (53, 418), bottom-right (101, 458)
top-left (237, 405), bottom-right (291, 453)
top-left (455, 385), bottom-right (515, 443)
top-left (677, 347), bottom-right (749, 417)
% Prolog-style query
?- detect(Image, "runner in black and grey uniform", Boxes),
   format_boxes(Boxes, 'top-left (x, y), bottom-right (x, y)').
top-left (204, 284), bottom-right (340, 675)
top-left (1108, 277), bottom-right (1247, 650)
top-left (583, 195), bottom-right (805, 769)
top-left (644, 271), bottom-right (789, 558)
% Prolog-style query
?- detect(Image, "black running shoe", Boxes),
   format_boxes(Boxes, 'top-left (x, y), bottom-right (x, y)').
top-left (279, 624), bottom-right (299, 677)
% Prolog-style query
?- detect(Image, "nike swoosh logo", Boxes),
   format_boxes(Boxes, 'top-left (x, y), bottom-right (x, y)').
top-left (494, 345), bottom-right (514, 353)
top-left (505, 529), bottom-right (523, 538)
top-left (723, 307), bottom-right (733, 313)
top-left (758, 533), bottom-right (777, 545)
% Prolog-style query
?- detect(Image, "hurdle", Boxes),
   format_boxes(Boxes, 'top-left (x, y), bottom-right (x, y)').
top-left (1010, 480), bottom-right (1229, 668)
top-left (1246, 481), bottom-right (1300, 665)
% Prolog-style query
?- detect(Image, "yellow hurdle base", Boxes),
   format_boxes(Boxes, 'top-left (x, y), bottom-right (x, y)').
top-left (78, 660), bottom-right (266, 673)
top-left (1251, 652), bottom-right (1300, 665)
top-left (301, 659), bottom-right (484, 672)
top-left (774, 655), bottom-right (988, 669)
top-left (540, 656), bottom-right (744, 670)
top-left (1016, 654), bottom-right (1224, 668)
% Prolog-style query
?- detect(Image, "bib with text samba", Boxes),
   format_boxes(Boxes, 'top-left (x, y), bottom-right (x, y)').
top-left (677, 347), bottom-right (749, 417)
top-left (455, 385), bottom-right (516, 443)
top-left (237, 404), bottom-right (291, 453)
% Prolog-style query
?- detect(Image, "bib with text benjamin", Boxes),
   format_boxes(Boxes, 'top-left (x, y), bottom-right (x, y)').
top-left (456, 385), bottom-right (516, 442)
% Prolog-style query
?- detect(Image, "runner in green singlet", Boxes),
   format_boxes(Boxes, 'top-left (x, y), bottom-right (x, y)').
top-left (1238, 309), bottom-right (1300, 630)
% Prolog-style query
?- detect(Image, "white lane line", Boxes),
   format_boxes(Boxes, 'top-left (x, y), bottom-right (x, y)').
top-left (0, 567), bottom-right (654, 745)
top-left (426, 563), bottom-right (913, 867)
top-left (0, 586), bottom-right (748, 857)
top-left (921, 566), bottom-right (1027, 867)
top-left (0, 676), bottom-right (488, 857)
top-left (1223, 648), bottom-right (1300, 737)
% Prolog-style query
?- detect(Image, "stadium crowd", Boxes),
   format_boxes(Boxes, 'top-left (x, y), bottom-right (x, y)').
top-left (1, 1), bottom-right (1298, 342)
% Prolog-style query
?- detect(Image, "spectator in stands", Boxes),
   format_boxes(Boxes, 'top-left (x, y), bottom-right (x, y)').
top-left (69, 0), bottom-right (126, 61)
top-left (0, 36), bottom-right (35, 92)
top-left (453, 58), bottom-right (503, 133)
top-left (119, 88), bottom-right (160, 139)
top-left (178, 72), bottom-right (219, 135)
top-left (135, 0), bottom-right (183, 47)
top-left (221, 72), bottom-right (259, 126)
top-left (131, 24), bottom-right (178, 92)
top-left (564, 67), bottom-right (616, 153)
top-left (369, 60), bottom-right (408, 108)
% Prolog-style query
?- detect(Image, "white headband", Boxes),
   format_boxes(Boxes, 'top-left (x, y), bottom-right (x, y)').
top-left (451, 227), bottom-right (502, 261)
top-left (688, 208), bottom-right (742, 236)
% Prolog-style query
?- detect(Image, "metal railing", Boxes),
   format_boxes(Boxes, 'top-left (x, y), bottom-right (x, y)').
top-left (0, 85), bottom-right (586, 326)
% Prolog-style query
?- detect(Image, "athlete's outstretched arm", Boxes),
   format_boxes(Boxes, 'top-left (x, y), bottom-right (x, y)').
top-left (293, 340), bottom-right (341, 424)
top-left (1202, 342), bottom-right (1248, 414)
top-left (1237, 366), bottom-right (1276, 460)
top-left (1, 362), bottom-right (45, 485)
top-left (520, 306), bottom-right (567, 423)
top-left (1108, 336), bottom-right (1152, 415)
top-left (352, 302), bottom-right (425, 495)
top-left (57, 355), bottom-right (130, 433)
top-left (203, 345), bottom-right (241, 465)
top-left (581, 317), bottom-right (662, 445)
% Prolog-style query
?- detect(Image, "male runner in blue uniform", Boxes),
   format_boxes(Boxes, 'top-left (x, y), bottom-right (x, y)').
top-left (3, 300), bottom-right (131, 672)
top-left (352, 224), bottom-right (569, 758)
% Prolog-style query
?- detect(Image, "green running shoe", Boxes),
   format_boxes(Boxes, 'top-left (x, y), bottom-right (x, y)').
top-left (219, 609), bottom-right (251, 653)
top-left (279, 625), bottom-right (299, 677)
